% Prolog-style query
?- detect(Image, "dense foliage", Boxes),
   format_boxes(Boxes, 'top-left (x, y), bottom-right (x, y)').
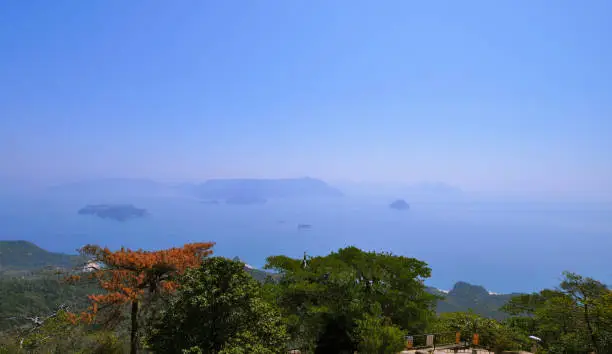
top-left (353, 304), bottom-right (406, 354)
top-left (263, 247), bottom-right (436, 353)
top-left (0, 309), bottom-right (128, 354)
top-left (428, 311), bottom-right (529, 352)
top-left (68, 242), bottom-right (215, 354)
top-left (147, 257), bottom-right (288, 353)
top-left (502, 272), bottom-right (612, 354)
top-left (1, 241), bottom-right (610, 354)
top-left (0, 272), bottom-right (96, 331)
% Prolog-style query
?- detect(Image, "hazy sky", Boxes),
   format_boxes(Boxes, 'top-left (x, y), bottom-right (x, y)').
top-left (1, 1), bottom-right (611, 195)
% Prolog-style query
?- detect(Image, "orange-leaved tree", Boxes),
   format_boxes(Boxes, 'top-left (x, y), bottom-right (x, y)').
top-left (66, 242), bottom-right (215, 354)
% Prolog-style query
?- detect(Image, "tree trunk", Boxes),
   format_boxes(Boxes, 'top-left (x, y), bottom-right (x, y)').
top-left (583, 302), bottom-right (599, 353)
top-left (131, 300), bottom-right (139, 354)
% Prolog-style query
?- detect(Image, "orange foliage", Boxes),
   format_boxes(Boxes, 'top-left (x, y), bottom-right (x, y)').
top-left (67, 242), bottom-right (214, 324)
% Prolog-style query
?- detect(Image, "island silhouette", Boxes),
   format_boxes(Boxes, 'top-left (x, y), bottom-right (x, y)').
top-left (389, 199), bottom-right (410, 210)
top-left (78, 204), bottom-right (148, 221)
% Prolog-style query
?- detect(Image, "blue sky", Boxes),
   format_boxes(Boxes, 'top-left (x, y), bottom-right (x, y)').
top-left (1, 0), bottom-right (611, 196)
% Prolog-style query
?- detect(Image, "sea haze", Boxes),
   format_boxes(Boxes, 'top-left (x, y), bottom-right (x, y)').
top-left (0, 194), bottom-right (610, 294)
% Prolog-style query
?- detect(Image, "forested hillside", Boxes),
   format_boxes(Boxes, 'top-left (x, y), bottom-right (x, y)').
top-left (0, 241), bottom-right (84, 274)
top-left (0, 241), bottom-right (610, 353)
top-left (427, 282), bottom-right (519, 320)
top-left (0, 272), bottom-right (96, 331)
top-left (0, 241), bottom-right (512, 319)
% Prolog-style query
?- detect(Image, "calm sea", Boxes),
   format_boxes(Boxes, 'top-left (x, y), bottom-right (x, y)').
top-left (1, 194), bottom-right (610, 293)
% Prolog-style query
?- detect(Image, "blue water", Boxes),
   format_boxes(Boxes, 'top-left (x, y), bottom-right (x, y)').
top-left (1, 195), bottom-right (611, 293)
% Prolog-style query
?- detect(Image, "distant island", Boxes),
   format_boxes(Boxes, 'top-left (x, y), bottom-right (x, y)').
top-left (197, 177), bottom-right (344, 201)
top-left (78, 204), bottom-right (148, 221)
top-left (297, 224), bottom-right (312, 231)
top-left (225, 195), bottom-right (267, 205)
top-left (49, 177), bottom-right (344, 202)
top-left (389, 199), bottom-right (410, 210)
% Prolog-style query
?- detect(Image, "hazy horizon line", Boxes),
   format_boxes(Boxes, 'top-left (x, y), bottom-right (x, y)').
top-left (1, 175), bottom-right (610, 202)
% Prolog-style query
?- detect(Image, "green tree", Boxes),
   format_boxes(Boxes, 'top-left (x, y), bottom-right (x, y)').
top-left (264, 246), bottom-right (436, 353)
top-left (353, 304), bottom-right (405, 354)
top-left (428, 311), bottom-right (526, 353)
top-left (147, 257), bottom-right (288, 354)
top-left (0, 308), bottom-right (127, 354)
top-left (0, 272), bottom-right (96, 332)
top-left (503, 272), bottom-right (612, 354)
top-left (560, 272), bottom-right (611, 353)
top-left (68, 242), bottom-right (214, 354)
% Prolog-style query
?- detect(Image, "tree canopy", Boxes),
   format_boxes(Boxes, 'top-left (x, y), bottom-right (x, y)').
top-left (263, 246), bottom-right (436, 353)
top-left (67, 242), bottom-right (215, 354)
top-left (3, 240), bottom-right (610, 354)
top-left (147, 257), bottom-right (288, 354)
top-left (502, 272), bottom-right (612, 354)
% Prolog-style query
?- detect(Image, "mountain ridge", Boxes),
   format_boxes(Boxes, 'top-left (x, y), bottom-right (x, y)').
top-left (425, 281), bottom-right (521, 320)
top-left (0, 240), bottom-right (85, 273)
top-left (46, 177), bottom-right (344, 200)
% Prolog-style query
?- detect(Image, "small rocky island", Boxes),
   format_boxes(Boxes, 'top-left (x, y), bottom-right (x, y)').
top-left (389, 199), bottom-right (410, 210)
top-left (297, 224), bottom-right (312, 231)
top-left (78, 204), bottom-right (148, 221)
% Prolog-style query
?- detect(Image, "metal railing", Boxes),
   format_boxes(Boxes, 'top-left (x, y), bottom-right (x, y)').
top-left (404, 331), bottom-right (466, 350)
